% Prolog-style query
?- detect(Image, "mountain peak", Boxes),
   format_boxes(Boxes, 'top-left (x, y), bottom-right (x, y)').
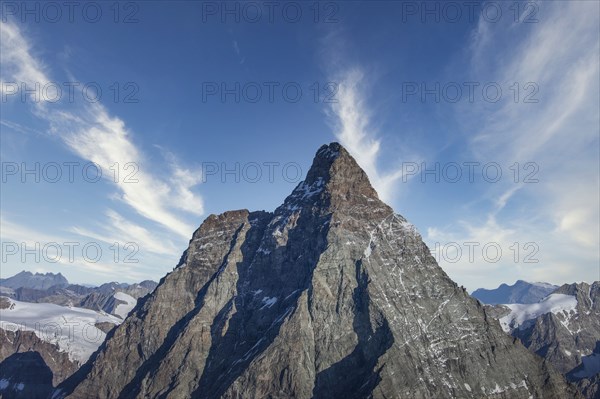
top-left (58, 142), bottom-right (578, 399)
top-left (315, 142), bottom-right (343, 160)
top-left (303, 142), bottom-right (345, 183)
top-left (299, 142), bottom-right (380, 205)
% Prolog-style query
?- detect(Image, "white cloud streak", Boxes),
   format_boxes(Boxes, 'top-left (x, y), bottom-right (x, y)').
top-left (328, 68), bottom-right (411, 202)
top-left (0, 20), bottom-right (205, 284)
top-left (71, 210), bottom-right (181, 257)
top-left (433, 0), bottom-right (600, 289)
top-left (45, 103), bottom-right (203, 239)
top-left (0, 20), bottom-right (203, 242)
top-left (0, 22), bottom-right (50, 98)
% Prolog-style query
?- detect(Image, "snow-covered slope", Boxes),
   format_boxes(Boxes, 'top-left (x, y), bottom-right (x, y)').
top-left (0, 298), bottom-right (121, 364)
top-left (499, 293), bottom-right (578, 332)
top-left (112, 292), bottom-right (136, 319)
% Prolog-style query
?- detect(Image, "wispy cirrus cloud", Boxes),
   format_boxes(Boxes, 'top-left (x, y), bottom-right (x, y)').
top-left (430, 0), bottom-right (600, 289)
top-left (71, 209), bottom-right (181, 257)
top-left (0, 22), bottom-right (50, 97)
top-left (0, 20), bottom-right (204, 282)
top-left (327, 67), bottom-right (415, 202)
top-left (0, 20), bottom-right (204, 241)
top-left (45, 103), bottom-right (203, 239)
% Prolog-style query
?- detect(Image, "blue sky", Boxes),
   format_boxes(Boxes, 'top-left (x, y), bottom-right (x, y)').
top-left (1, 1), bottom-right (598, 291)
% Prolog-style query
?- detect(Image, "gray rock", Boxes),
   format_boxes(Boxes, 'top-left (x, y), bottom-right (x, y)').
top-left (575, 374), bottom-right (600, 399)
top-left (0, 296), bottom-right (14, 310)
top-left (57, 143), bottom-right (579, 399)
top-left (482, 304), bottom-right (511, 320)
top-left (94, 322), bottom-right (117, 335)
top-left (76, 281), bottom-right (157, 318)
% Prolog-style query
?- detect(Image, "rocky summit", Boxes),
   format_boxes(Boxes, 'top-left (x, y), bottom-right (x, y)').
top-left (56, 143), bottom-right (579, 398)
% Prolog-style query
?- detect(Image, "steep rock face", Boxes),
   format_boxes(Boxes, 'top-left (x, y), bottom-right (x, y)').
top-left (59, 143), bottom-right (579, 399)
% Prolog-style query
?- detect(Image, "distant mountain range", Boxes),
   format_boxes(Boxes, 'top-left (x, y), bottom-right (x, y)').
top-left (472, 280), bottom-right (559, 304)
top-left (0, 272), bottom-right (159, 397)
top-left (483, 282), bottom-right (600, 398)
top-left (0, 296), bottom-right (122, 398)
top-left (0, 271), bottom-right (157, 319)
top-left (0, 271), bottom-right (69, 291)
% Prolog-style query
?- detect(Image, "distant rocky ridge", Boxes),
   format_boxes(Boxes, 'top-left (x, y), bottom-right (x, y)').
top-left (472, 280), bottom-right (559, 305)
top-left (0, 271), bottom-right (68, 291)
top-left (0, 328), bottom-right (78, 398)
top-left (0, 274), bottom-right (157, 398)
top-left (0, 272), bottom-right (157, 319)
top-left (484, 282), bottom-right (600, 398)
top-left (76, 281), bottom-right (158, 318)
top-left (0, 296), bottom-right (122, 399)
top-left (55, 143), bottom-right (579, 399)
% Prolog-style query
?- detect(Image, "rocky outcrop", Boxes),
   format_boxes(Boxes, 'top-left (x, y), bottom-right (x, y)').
top-left (0, 328), bottom-right (79, 398)
top-left (0, 297), bottom-right (14, 310)
top-left (57, 143), bottom-right (579, 399)
top-left (76, 282), bottom-right (156, 319)
top-left (93, 322), bottom-right (117, 335)
top-left (576, 374), bottom-right (600, 399)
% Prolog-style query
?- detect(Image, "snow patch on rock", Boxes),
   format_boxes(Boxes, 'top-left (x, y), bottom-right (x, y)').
top-left (113, 292), bottom-right (137, 319)
top-left (260, 297), bottom-right (278, 309)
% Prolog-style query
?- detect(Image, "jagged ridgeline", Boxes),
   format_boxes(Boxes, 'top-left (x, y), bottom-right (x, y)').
top-left (56, 143), bottom-right (580, 398)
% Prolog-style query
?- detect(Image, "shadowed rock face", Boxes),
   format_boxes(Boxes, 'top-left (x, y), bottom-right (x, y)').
top-left (0, 351), bottom-right (54, 399)
top-left (57, 143), bottom-right (579, 399)
top-left (0, 329), bottom-right (78, 387)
